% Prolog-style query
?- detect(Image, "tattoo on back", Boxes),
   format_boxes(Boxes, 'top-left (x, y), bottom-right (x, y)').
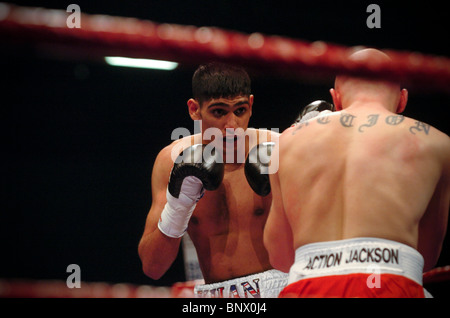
top-left (340, 113), bottom-right (356, 128)
top-left (317, 116), bottom-right (331, 125)
top-left (385, 115), bottom-right (404, 126)
top-left (290, 113), bottom-right (431, 136)
top-left (291, 121), bottom-right (309, 135)
top-left (358, 114), bottom-right (379, 132)
top-left (409, 121), bottom-right (430, 135)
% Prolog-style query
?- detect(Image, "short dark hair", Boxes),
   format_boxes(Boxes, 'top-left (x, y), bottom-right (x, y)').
top-left (192, 62), bottom-right (251, 105)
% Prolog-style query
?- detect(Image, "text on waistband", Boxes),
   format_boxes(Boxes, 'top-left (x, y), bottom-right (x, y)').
top-left (196, 278), bottom-right (261, 298)
top-left (303, 247), bottom-right (399, 270)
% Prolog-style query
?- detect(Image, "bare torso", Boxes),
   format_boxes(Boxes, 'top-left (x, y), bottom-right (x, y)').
top-left (278, 105), bottom-right (449, 270)
top-left (170, 129), bottom-right (276, 283)
top-left (188, 165), bottom-right (272, 283)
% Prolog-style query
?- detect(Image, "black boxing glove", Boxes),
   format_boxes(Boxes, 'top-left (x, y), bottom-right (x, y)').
top-left (245, 101), bottom-right (334, 196)
top-left (292, 100), bottom-right (335, 125)
top-left (158, 144), bottom-right (224, 238)
top-left (168, 144), bottom-right (224, 198)
top-left (244, 142), bottom-right (275, 197)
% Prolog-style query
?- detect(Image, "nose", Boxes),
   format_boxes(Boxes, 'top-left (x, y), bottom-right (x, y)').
top-left (224, 113), bottom-right (239, 132)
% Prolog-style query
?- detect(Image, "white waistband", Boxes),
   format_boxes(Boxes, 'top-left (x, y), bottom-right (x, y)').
top-left (194, 269), bottom-right (288, 298)
top-left (289, 237), bottom-right (424, 285)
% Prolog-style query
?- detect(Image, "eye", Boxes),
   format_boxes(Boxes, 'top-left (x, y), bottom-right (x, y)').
top-left (234, 107), bottom-right (247, 116)
top-left (211, 108), bottom-right (227, 117)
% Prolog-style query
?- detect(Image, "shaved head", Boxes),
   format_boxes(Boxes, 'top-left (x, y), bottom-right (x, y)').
top-left (347, 48), bottom-right (392, 63)
top-left (331, 48), bottom-right (407, 113)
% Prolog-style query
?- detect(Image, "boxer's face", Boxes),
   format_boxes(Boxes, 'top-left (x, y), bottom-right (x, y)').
top-left (188, 95), bottom-right (253, 154)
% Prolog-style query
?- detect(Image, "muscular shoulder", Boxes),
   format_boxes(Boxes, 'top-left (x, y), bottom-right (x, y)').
top-left (153, 134), bottom-right (202, 174)
top-left (390, 116), bottom-right (450, 179)
top-left (428, 127), bottom-right (450, 175)
top-left (404, 118), bottom-right (450, 153)
top-left (247, 127), bottom-right (280, 142)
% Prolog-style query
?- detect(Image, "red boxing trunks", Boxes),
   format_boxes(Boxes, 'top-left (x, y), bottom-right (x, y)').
top-left (280, 237), bottom-right (427, 298)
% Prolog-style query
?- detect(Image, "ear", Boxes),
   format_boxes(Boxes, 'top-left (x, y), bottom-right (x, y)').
top-left (396, 89), bottom-right (408, 114)
top-left (187, 98), bottom-right (201, 120)
top-left (248, 94), bottom-right (254, 117)
top-left (330, 88), bottom-right (342, 111)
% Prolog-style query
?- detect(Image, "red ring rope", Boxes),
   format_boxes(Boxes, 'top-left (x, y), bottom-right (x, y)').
top-left (0, 266), bottom-right (448, 298)
top-left (0, 279), bottom-right (173, 298)
top-left (423, 265), bottom-right (450, 285)
top-left (0, 3), bottom-right (449, 93)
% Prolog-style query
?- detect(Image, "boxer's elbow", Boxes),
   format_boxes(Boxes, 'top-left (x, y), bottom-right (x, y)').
top-left (138, 246), bottom-right (167, 280)
top-left (264, 232), bottom-right (294, 273)
top-left (138, 231), bottom-right (180, 280)
top-left (141, 261), bottom-right (166, 280)
top-left (264, 236), bottom-right (289, 272)
top-left (269, 253), bottom-right (292, 273)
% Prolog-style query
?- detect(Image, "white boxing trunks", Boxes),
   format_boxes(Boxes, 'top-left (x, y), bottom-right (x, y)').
top-left (194, 269), bottom-right (288, 298)
top-left (280, 237), bottom-right (429, 298)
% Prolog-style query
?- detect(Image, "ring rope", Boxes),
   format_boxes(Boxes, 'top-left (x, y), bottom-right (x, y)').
top-left (0, 3), bottom-right (449, 92)
top-left (0, 266), bottom-right (448, 298)
top-left (0, 278), bottom-right (174, 298)
top-left (423, 265), bottom-right (450, 285)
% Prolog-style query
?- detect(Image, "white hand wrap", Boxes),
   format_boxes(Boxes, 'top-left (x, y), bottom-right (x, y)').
top-left (158, 176), bottom-right (204, 238)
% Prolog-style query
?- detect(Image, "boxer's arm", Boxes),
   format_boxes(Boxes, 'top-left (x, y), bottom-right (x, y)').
top-left (138, 145), bottom-right (182, 280)
top-left (418, 176), bottom-right (449, 272)
top-left (418, 136), bottom-right (450, 272)
top-left (263, 143), bottom-right (295, 272)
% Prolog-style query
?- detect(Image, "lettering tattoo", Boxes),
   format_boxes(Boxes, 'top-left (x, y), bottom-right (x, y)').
top-left (385, 115), bottom-right (404, 125)
top-left (358, 114), bottom-right (379, 132)
top-left (340, 113), bottom-right (356, 128)
top-left (289, 113), bottom-right (431, 137)
top-left (317, 116), bottom-right (331, 125)
top-left (409, 121), bottom-right (430, 135)
top-left (291, 121), bottom-right (309, 135)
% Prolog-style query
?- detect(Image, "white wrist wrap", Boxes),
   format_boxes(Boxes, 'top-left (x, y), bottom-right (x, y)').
top-left (158, 176), bottom-right (204, 238)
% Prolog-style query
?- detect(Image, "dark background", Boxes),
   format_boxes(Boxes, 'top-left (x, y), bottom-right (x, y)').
top-left (1, 0), bottom-right (449, 296)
